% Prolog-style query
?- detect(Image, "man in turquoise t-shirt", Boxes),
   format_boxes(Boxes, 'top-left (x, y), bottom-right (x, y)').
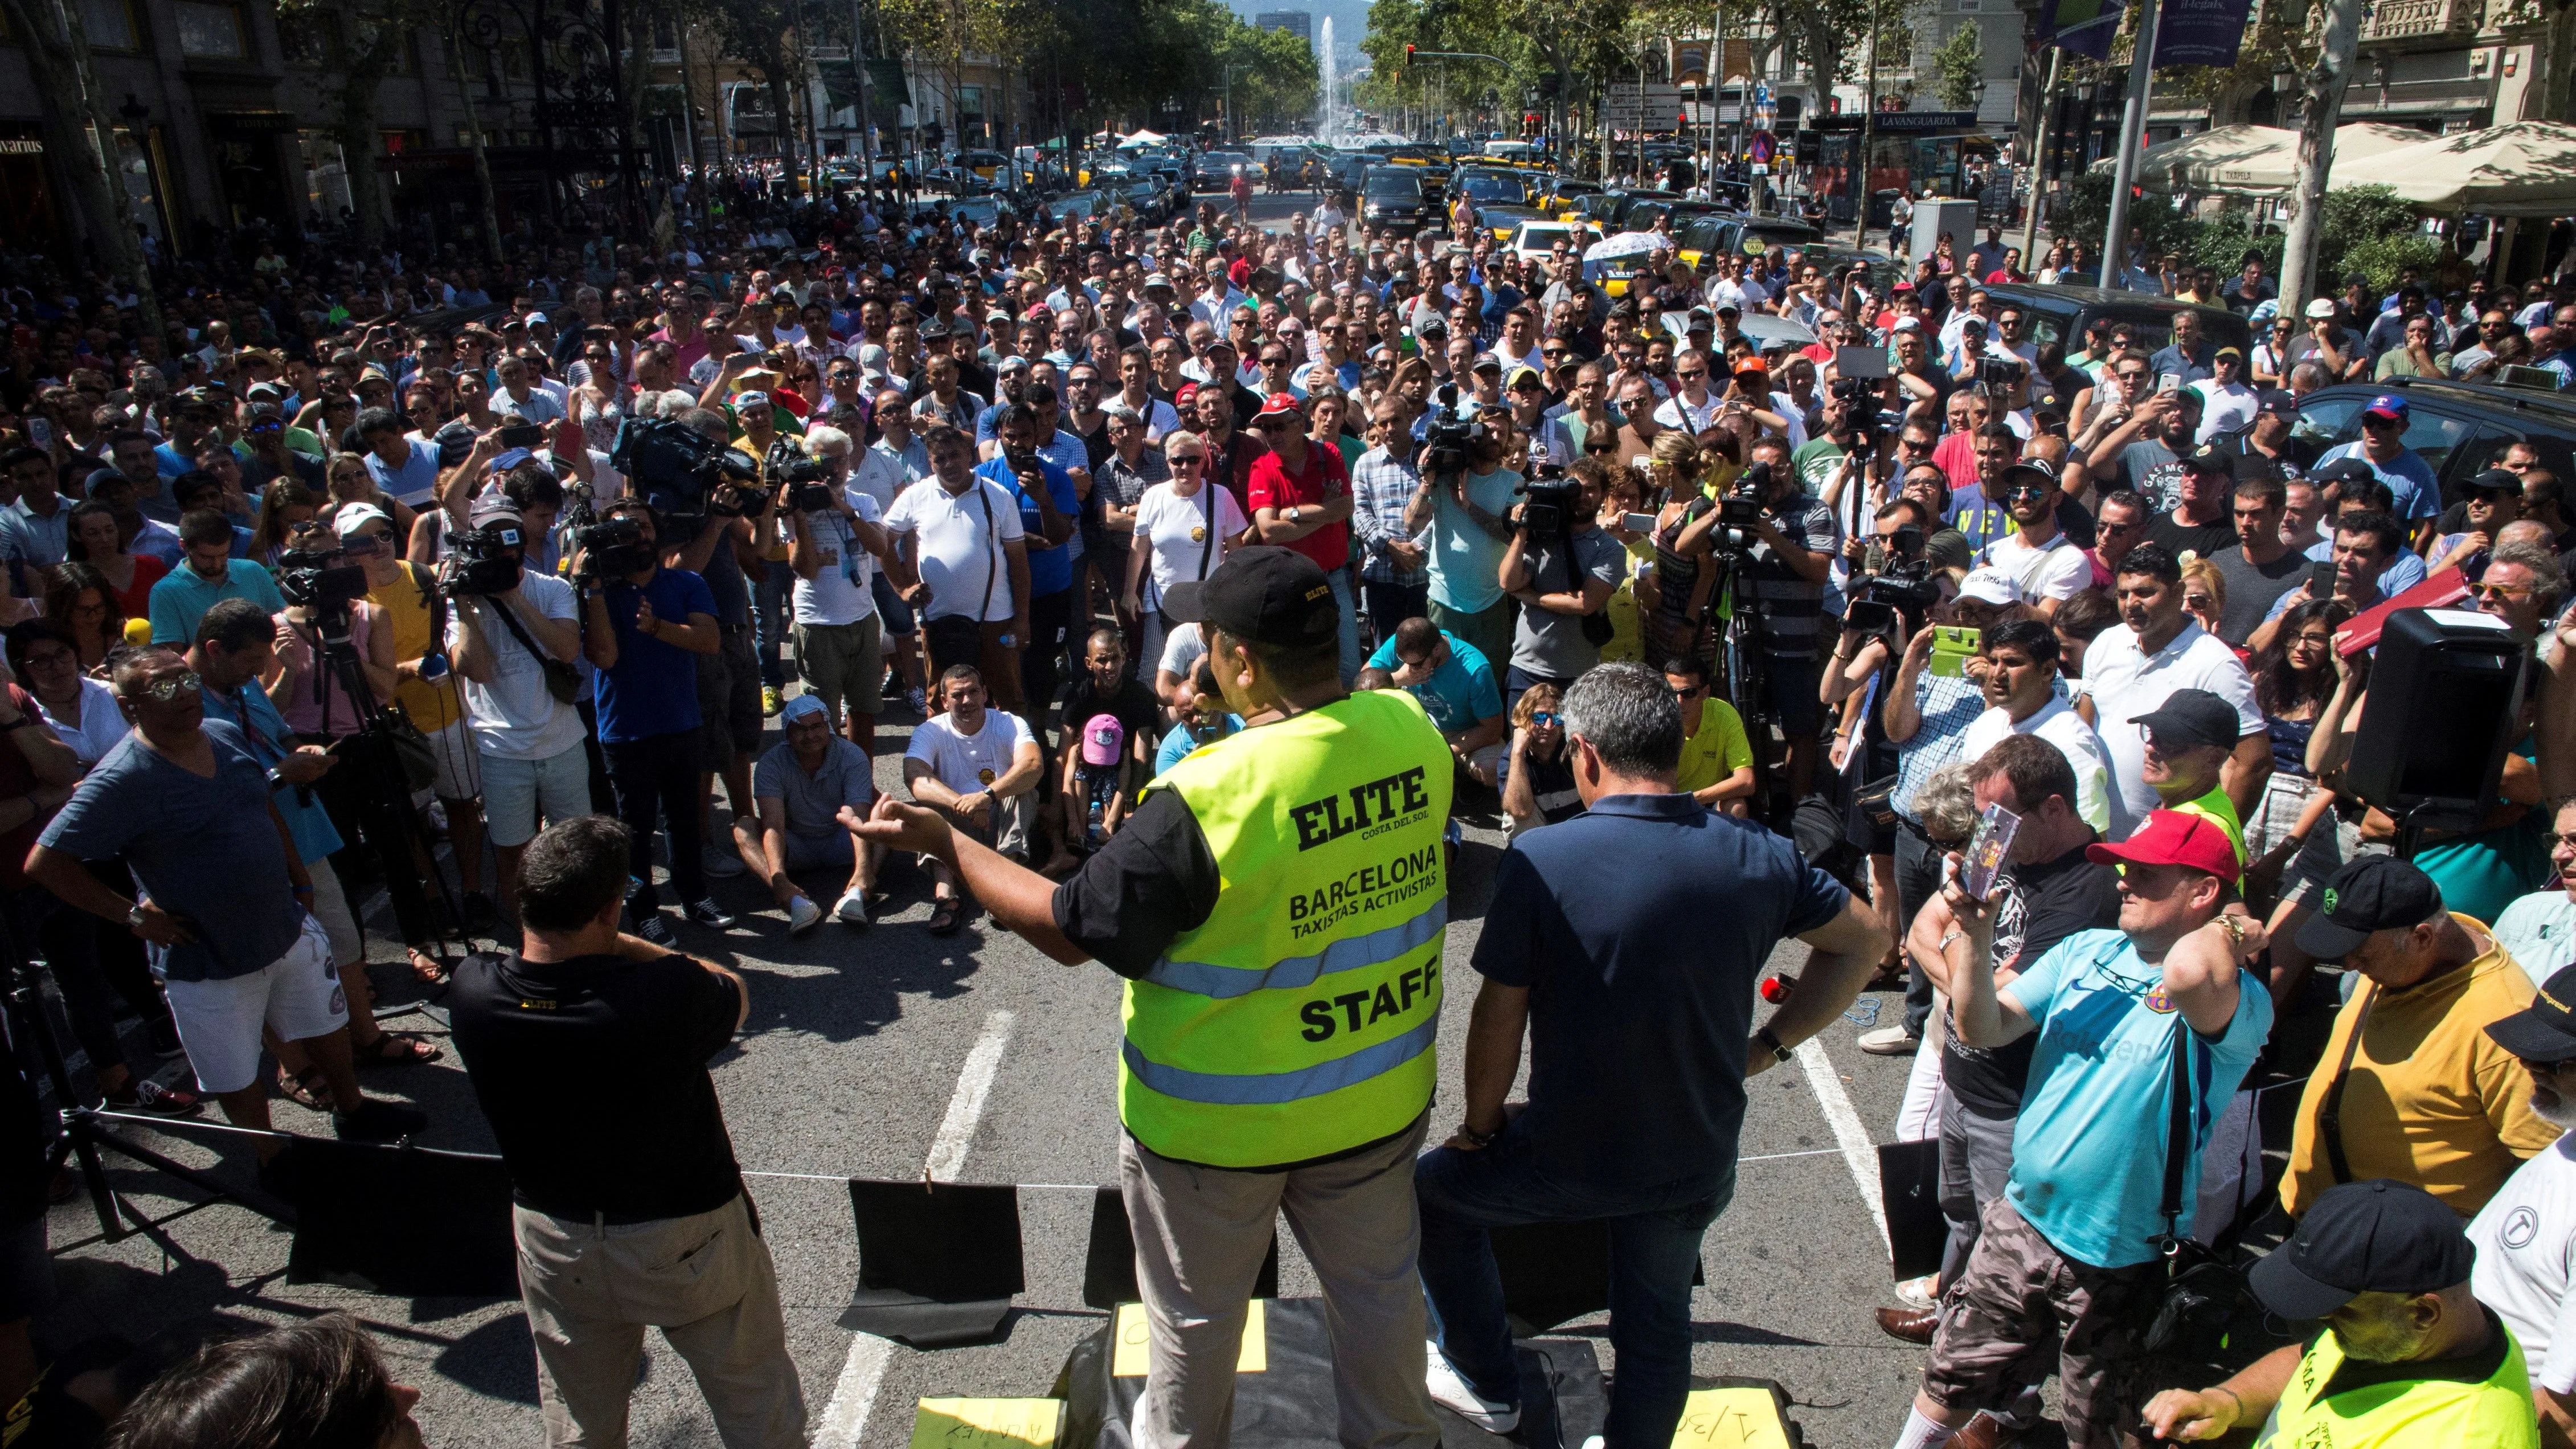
top-left (1369, 617), bottom-right (1504, 786)
top-left (1407, 423), bottom-right (1522, 669)
top-left (1901, 809), bottom-right (2273, 1449)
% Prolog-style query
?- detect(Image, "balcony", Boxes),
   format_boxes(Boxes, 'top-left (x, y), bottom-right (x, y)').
top-left (2360, 0), bottom-right (2479, 41)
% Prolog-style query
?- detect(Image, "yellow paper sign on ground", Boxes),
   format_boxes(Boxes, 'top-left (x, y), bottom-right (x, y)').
top-left (1670, 1387), bottom-right (1792, 1449)
top-left (1109, 1299), bottom-right (1268, 1377)
top-left (910, 1397), bottom-right (1063, 1449)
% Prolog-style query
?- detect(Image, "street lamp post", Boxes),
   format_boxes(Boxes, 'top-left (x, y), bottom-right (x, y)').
top-left (1224, 63), bottom-right (1252, 143)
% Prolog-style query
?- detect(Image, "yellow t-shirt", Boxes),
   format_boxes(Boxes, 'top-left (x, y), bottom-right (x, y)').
top-left (1674, 698), bottom-right (1755, 796)
top-left (366, 561), bottom-right (465, 734)
top-left (2283, 916), bottom-right (2562, 1220)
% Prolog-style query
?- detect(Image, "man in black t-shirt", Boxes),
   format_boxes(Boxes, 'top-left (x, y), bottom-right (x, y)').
top-left (1875, 735), bottom-right (2120, 1397)
top-left (1052, 627), bottom-right (1165, 859)
top-left (2145, 447), bottom-right (2241, 563)
top-left (449, 817), bottom-right (806, 1448)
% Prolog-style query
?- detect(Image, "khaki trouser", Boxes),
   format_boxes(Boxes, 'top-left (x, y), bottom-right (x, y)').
top-left (1120, 1114), bottom-right (1439, 1449)
top-left (512, 1193), bottom-right (807, 1449)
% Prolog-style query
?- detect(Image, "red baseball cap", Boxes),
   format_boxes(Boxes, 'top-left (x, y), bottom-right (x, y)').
top-left (1173, 381), bottom-right (1201, 408)
top-left (1254, 392), bottom-right (1304, 424)
top-left (2086, 809), bottom-right (2241, 884)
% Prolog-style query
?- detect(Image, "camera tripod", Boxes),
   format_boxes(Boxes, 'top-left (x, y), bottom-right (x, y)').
top-left (297, 603), bottom-right (473, 974)
top-left (1710, 542), bottom-right (1777, 823)
top-left (7, 957), bottom-right (285, 1243)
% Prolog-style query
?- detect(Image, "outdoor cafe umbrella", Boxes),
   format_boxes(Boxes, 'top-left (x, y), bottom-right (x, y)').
top-left (2324, 121), bottom-right (2576, 215)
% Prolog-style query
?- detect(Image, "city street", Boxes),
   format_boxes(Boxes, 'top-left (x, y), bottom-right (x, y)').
top-left (36, 702), bottom-right (1941, 1449)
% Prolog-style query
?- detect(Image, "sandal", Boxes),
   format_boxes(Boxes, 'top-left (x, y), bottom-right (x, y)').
top-left (350, 1032), bottom-right (443, 1069)
top-left (276, 1065), bottom-right (336, 1113)
top-left (928, 899), bottom-right (964, 936)
top-left (407, 949), bottom-right (448, 983)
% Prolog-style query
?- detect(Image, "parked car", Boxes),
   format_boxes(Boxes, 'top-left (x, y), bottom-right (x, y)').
top-left (1362, 169), bottom-right (1430, 235)
top-left (1982, 284), bottom-right (2254, 358)
top-left (1196, 152), bottom-right (1254, 191)
top-left (1505, 219), bottom-right (1603, 261)
top-left (2292, 375), bottom-right (2576, 511)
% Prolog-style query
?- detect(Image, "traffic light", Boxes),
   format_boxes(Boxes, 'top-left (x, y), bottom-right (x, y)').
top-left (1404, 43), bottom-right (1415, 68)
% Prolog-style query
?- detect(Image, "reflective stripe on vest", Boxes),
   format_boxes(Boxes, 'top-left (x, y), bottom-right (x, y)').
top-left (1120, 688), bottom-right (1453, 1168)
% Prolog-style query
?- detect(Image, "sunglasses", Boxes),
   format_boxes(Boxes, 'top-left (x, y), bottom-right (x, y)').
top-left (131, 671), bottom-right (203, 702)
top-left (2469, 582), bottom-right (2534, 600)
top-left (1169, 453), bottom-right (1208, 466)
top-left (1530, 711), bottom-right (1559, 727)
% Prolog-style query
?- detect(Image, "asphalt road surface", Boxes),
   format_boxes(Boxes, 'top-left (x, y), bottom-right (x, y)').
top-left (34, 200), bottom-right (1961, 1448)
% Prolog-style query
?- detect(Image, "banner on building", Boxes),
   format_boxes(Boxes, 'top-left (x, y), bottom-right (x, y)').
top-left (2152, 0), bottom-right (2254, 67)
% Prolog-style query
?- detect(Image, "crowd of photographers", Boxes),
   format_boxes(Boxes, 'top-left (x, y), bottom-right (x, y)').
top-left (3, 171), bottom-right (2576, 1446)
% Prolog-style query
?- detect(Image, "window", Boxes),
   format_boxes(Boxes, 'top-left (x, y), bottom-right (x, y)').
top-left (79, 0), bottom-right (136, 52)
top-left (278, 9), bottom-right (333, 65)
top-left (174, 1), bottom-right (245, 58)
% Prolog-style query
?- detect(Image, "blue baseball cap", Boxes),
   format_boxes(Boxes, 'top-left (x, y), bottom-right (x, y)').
top-left (2363, 394), bottom-right (2409, 422)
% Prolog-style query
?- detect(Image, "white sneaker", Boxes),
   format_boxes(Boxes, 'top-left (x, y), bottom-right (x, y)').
top-left (1580, 1438), bottom-right (1604, 1449)
top-left (1857, 1024), bottom-right (1921, 1055)
top-left (834, 890), bottom-right (873, 927)
top-left (1423, 1341), bottom-right (1518, 1433)
top-left (787, 895), bottom-right (823, 934)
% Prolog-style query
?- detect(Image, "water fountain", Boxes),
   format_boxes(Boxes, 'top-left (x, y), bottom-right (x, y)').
top-left (1317, 16), bottom-right (1338, 145)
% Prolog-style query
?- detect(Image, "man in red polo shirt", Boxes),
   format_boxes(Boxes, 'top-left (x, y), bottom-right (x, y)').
top-left (1243, 392), bottom-right (1361, 682)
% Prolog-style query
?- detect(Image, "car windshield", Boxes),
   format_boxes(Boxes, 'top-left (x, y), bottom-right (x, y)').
top-left (1366, 174), bottom-right (1422, 199)
top-left (1459, 173), bottom-right (1528, 203)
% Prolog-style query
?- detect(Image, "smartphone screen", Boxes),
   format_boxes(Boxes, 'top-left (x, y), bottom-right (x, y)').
top-left (1621, 511), bottom-right (1657, 533)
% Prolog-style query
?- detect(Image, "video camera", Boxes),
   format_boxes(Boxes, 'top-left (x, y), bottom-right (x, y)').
top-left (441, 521), bottom-right (526, 599)
top-left (277, 556), bottom-right (370, 616)
top-left (571, 516), bottom-right (654, 583)
top-left (1844, 523), bottom-right (1939, 638)
top-left (1717, 461), bottom-right (1774, 531)
top-left (782, 459), bottom-right (841, 516)
top-left (1423, 384), bottom-right (1480, 477)
top-left (608, 415), bottom-right (762, 526)
top-left (1516, 463), bottom-right (1579, 537)
top-left (1974, 355), bottom-right (2026, 395)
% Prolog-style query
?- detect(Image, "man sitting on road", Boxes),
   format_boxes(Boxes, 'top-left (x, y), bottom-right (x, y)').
top-left (1369, 616), bottom-right (1505, 789)
top-left (1664, 654), bottom-right (1755, 816)
top-left (738, 694), bottom-right (883, 933)
top-left (2145, 1178), bottom-right (2540, 1447)
top-left (903, 665), bottom-right (1042, 935)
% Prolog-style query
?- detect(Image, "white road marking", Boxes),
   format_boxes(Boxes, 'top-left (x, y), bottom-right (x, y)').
top-left (1793, 1036), bottom-right (1889, 1250)
top-left (813, 1008), bottom-right (1018, 1449)
top-left (811, 1333), bottom-right (893, 1449)
top-left (925, 1010), bottom-right (1016, 1184)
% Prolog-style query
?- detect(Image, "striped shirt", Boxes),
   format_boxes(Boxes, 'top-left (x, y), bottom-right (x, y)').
top-left (1350, 446), bottom-right (1428, 587)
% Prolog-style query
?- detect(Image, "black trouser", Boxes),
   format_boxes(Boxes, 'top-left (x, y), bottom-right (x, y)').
top-left (576, 698), bottom-right (616, 814)
top-left (603, 728), bottom-right (706, 914)
top-left (15, 879), bottom-right (161, 1081)
top-left (1019, 586), bottom-right (1075, 734)
top-left (1362, 580), bottom-right (1430, 654)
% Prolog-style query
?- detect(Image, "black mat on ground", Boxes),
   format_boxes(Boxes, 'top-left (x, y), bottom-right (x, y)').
top-left (283, 1137), bottom-right (519, 1298)
top-left (1081, 1187), bottom-right (1279, 1310)
top-left (842, 1180), bottom-right (1025, 1347)
top-left (1878, 1139), bottom-right (1947, 1283)
top-left (1056, 1296), bottom-right (1607, 1449)
top-left (1490, 1219), bottom-right (1707, 1335)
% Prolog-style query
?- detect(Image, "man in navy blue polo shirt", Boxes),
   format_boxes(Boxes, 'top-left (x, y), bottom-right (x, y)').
top-left (1414, 662), bottom-right (1890, 1449)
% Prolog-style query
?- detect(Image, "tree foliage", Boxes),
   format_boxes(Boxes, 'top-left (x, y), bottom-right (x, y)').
top-left (1930, 18), bottom-right (1980, 110)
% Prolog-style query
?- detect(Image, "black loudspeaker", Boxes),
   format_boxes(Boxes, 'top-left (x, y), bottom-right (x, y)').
top-left (2345, 607), bottom-right (2529, 833)
top-left (283, 1139), bottom-right (519, 1298)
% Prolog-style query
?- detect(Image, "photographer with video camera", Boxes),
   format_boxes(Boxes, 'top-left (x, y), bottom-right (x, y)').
top-left (444, 494), bottom-right (586, 927)
top-left (661, 409), bottom-right (777, 897)
top-left (1497, 457), bottom-right (1621, 712)
top-left (1400, 391), bottom-right (1521, 670)
top-left (1669, 449), bottom-right (1838, 806)
top-left (782, 450), bottom-right (892, 750)
top-left (574, 499), bottom-right (728, 946)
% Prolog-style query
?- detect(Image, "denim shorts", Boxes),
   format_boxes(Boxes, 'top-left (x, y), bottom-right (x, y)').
top-left (481, 746), bottom-right (592, 849)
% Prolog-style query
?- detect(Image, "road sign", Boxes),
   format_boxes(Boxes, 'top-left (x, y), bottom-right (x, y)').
top-left (1604, 82), bottom-right (1683, 129)
top-left (1749, 130), bottom-right (1777, 165)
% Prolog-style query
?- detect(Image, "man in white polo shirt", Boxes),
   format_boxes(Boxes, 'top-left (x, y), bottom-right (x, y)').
top-left (2080, 541), bottom-right (2267, 833)
top-left (1958, 619), bottom-right (2119, 837)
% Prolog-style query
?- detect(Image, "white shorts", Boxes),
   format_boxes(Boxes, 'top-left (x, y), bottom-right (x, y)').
top-left (159, 916), bottom-right (346, 1095)
top-left (308, 857), bottom-right (363, 967)
top-left (415, 718), bottom-right (479, 803)
top-left (479, 744), bottom-right (591, 849)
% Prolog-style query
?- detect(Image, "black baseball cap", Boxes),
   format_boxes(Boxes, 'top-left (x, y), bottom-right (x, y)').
top-left (2294, 856), bottom-right (2445, 961)
top-left (1997, 458), bottom-right (2059, 493)
top-left (2130, 687), bottom-right (2240, 753)
top-left (2250, 1178), bottom-right (2473, 1320)
top-left (2486, 963), bottom-right (2576, 1064)
top-left (2181, 445), bottom-right (2236, 478)
top-left (2464, 468), bottom-right (2521, 497)
top-left (1162, 546), bottom-right (1340, 649)
top-left (2309, 456), bottom-right (2377, 488)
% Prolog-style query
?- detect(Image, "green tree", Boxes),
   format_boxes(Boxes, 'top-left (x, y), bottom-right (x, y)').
top-left (1930, 18), bottom-right (1981, 110)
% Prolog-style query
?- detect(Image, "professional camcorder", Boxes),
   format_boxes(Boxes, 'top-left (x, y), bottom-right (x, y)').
top-left (1975, 355), bottom-right (2026, 393)
top-left (440, 521), bottom-right (527, 599)
top-left (1717, 461), bottom-right (1774, 531)
top-left (572, 516), bottom-right (654, 582)
top-left (1423, 383), bottom-right (1479, 477)
top-left (277, 556), bottom-right (370, 614)
top-left (608, 415), bottom-right (761, 525)
top-left (1844, 523), bottom-right (1939, 638)
top-left (783, 458), bottom-right (841, 515)
top-left (1516, 464), bottom-right (1578, 537)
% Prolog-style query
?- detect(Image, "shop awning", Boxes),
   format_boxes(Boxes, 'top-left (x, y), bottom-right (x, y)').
top-left (2088, 122), bottom-right (2431, 196)
top-left (2325, 121), bottom-right (2576, 215)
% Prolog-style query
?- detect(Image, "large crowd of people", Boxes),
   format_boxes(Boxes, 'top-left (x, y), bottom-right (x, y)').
top-left (1, 161), bottom-right (2575, 1449)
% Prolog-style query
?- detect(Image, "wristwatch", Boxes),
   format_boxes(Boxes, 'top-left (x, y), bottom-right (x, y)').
top-left (126, 903), bottom-right (148, 934)
top-left (1755, 1026), bottom-right (1795, 1067)
top-left (1287, 505), bottom-right (1304, 524)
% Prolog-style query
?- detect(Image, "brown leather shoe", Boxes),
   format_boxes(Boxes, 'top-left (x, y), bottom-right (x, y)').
top-left (1873, 1305), bottom-right (1938, 1344)
top-left (1946, 1410), bottom-right (2029, 1449)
